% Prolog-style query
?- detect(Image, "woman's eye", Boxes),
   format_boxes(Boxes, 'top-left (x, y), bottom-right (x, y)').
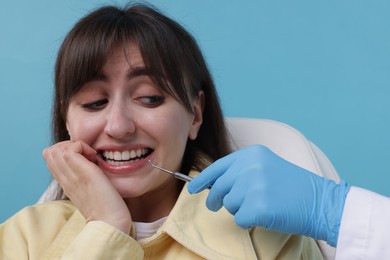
top-left (138, 95), bottom-right (164, 107)
top-left (81, 99), bottom-right (108, 110)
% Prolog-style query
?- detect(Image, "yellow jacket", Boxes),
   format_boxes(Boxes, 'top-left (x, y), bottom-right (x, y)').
top-left (0, 177), bottom-right (323, 259)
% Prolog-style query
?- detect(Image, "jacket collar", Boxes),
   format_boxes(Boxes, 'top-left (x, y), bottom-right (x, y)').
top-left (42, 173), bottom-right (258, 259)
top-left (150, 170), bottom-right (258, 259)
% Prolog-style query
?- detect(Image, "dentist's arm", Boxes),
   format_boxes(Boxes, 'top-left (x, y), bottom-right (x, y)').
top-left (335, 186), bottom-right (390, 259)
top-left (187, 145), bottom-right (350, 247)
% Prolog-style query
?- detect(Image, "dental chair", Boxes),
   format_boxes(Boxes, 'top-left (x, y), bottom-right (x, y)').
top-left (39, 117), bottom-right (338, 259)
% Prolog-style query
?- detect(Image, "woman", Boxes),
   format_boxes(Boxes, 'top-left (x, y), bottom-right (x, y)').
top-left (0, 3), bottom-right (323, 259)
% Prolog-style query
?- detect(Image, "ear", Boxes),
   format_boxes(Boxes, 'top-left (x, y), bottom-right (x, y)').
top-left (188, 91), bottom-right (205, 140)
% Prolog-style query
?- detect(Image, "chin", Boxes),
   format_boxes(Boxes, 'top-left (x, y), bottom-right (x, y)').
top-left (120, 186), bottom-right (147, 198)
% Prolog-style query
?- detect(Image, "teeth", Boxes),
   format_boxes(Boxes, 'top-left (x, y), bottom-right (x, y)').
top-left (102, 148), bottom-right (149, 162)
top-left (114, 151), bottom-right (121, 161)
top-left (122, 151), bottom-right (130, 160)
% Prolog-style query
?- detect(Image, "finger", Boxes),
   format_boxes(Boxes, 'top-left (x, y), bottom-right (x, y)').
top-left (187, 152), bottom-right (237, 194)
top-left (70, 141), bottom-right (97, 163)
top-left (43, 146), bottom-right (79, 199)
top-left (42, 141), bottom-right (73, 161)
top-left (43, 141), bottom-right (96, 164)
top-left (234, 198), bottom-right (260, 230)
top-left (222, 176), bottom-right (247, 215)
top-left (204, 160), bottom-right (243, 211)
top-left (44, 144), bottom-right (74, 180)
top-left (234, 196), bottom-right (273, 230)
top-left (64, 145), bottom-right (103, 180)
top-left (43, 142), bottom-right (95, 189)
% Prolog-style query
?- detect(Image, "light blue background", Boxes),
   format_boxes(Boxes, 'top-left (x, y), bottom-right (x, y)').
top-left (1, 0), bottom-right (389, 222)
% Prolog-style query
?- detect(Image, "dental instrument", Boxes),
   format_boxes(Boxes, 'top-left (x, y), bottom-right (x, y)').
top-left (148, 160), bottom-right (193, 183)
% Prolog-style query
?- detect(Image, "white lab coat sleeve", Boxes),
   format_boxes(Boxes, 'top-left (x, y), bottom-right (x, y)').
top-left (335, 186), bottom-right (390, 259)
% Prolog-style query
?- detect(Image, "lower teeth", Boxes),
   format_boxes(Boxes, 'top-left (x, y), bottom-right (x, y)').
top-left (105, 158), bottom-right (141, 165)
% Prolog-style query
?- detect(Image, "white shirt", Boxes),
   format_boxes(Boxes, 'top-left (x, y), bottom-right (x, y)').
top-left (134, 217), bottom-right (168, 241)
top-left (336, 186), bottom-right (390, 259)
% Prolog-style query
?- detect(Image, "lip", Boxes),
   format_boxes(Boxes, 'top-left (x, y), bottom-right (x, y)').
top-left (96, 145), bottom-right (154, 175)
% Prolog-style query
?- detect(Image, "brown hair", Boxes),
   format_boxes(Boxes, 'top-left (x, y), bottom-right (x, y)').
top-left (53, 3), bottom-right (231, 182)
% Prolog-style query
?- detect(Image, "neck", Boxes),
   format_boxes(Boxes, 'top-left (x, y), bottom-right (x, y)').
top-left (125, 179), bottom-right (183, 222)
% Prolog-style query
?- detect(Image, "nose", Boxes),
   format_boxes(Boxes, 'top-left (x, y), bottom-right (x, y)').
top-left (104, 103), bottom-right (136, 139)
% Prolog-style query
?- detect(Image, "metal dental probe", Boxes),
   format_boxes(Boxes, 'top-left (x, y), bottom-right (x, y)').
top-left (148, 160), bottom-right (213, 189)
top-left (148, 160), bottom-right (193, 183)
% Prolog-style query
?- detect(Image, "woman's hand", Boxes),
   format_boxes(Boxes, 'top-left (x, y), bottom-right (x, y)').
top-left (187, 144), bottom-right (350, 247)
top-left (43, 141), bottom-right (132, 234)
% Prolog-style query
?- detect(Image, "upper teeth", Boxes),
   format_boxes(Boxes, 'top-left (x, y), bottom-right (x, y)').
top-left (103, 148), bottom-right (149, 161)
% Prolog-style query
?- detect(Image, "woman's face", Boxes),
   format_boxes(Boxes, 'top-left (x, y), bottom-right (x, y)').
top-left (66, 44), bottom-right (203, 202)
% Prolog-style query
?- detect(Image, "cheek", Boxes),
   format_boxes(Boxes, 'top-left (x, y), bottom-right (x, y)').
top-left (147, 109), bottom-right (193, 147)
top-left (67, 113), bottom-right (104, 143)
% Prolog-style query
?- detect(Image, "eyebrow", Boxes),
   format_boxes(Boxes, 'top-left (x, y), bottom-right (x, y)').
top-left (127, 67), bottom-right (152, 80)
top-left (91, 66), bottom-right (152, 82)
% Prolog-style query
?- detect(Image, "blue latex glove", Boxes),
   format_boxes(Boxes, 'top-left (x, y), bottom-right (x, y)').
top-left (187, 145), bottom-right (350, 247)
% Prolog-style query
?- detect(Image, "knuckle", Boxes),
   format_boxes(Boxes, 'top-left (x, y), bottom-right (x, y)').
top-left (62, 149), bottom-right (72, 161)
top-left (42, 148), bottom-right (50, 159)
top-left (50, 148), bottom-right (62, 159)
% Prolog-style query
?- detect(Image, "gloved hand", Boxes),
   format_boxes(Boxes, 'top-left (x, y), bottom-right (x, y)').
top-left (187, 144), bottom-right (350, 247)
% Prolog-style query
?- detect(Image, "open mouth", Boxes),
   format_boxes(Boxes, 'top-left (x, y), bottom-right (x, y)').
top-left (101, 148), bottom-right (153, 165)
